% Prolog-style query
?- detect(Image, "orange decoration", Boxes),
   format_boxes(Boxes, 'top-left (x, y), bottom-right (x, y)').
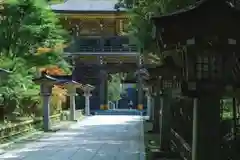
top-left (39, 66), bottom-right (66, 89)
top-left (39, 66), bottom-right (65, 76)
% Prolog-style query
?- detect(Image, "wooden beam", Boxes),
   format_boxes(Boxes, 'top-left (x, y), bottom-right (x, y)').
top-left (57, 13), bottom-right (129, 19)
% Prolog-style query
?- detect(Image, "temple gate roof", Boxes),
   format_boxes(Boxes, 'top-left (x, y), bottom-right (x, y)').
top-left (50, 0), bottom-right (126, 13)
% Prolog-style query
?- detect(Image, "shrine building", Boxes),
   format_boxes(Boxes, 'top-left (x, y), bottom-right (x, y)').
top-left (50, 0), bottom-right (147, 112)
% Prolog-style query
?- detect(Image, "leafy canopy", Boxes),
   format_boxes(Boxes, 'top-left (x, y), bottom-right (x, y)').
top-left (0, 0), bottom-right (69, 66)
top-left (128, 0), bottom-right (195, 54)
top-left (0, 0), bottom-right (70, 117)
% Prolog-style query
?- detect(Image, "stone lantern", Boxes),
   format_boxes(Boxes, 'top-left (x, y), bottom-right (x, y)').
top-left (180, 41), bottom-right (226, 97)
top-left (63, 81), bottom-right (84, 121)
top-left (82, 84), bottom-right (95, 116)
top-left (33, 74), bottom-right (84, 131)
top-left (33, 74), bottom-right (58, 132)
top-left (135, 67), bottom-right (149, 110)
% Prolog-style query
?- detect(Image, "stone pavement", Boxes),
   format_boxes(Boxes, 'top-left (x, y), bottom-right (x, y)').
top-left (0, 115), bottom-right (145, 160)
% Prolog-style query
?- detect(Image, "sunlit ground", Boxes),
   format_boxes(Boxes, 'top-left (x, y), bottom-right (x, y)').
top-left (0, 115), bottom-right (145, 160)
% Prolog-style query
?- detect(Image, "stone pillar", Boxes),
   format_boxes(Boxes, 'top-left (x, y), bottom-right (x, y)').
top-left (84, 91), bottom-right (92, 116)
top-left (159, 89), bottom-right (172, 151)
top-left (67, 86), bottom-right (76, 121)
top-left (119, 19), bottom-right (124, 33)
top-left (100, 70), bottom-right (108, 110)
top-left (40, 84), bottom-right (52, 132)
top-left (70, 94), bottom-right (76, 121)
top-left (191, 94), bottom-right (220, 160)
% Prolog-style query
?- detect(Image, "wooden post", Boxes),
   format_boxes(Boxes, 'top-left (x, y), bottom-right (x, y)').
top-left (100, 70), bottom-right (108, 110)
top-left (137, 72), bottom-right (143, 110)
top-left (151, 90), bottom-right (160, 133)
top-left (192, 98), bottom-right (198, 160)
top-left (232, 97), bottom-right (237, 140)
top-left (159, 93), bottom-right (164, 145)
top-left (105, 74), bottom-right (108, 109)
top-left (191, 94), bottom-right (220, 160)
top-left (150, 96), bottom-right (155, 121)
top-left (137, 55), bottom-right (144, 110)
top-left (159, 89), bottom-right (172, 151)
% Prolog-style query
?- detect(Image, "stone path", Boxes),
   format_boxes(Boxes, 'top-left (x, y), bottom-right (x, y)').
top-left (0, 115), bottom-right (145, 160)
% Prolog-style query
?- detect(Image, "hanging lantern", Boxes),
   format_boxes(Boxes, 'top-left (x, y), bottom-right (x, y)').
top-left (180, 37), bottom-right (227, 97)
top-left (182, 38), bottom-right (223, 82)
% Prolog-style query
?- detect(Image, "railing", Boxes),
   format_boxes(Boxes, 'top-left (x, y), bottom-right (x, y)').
top-left (170, 98), bottom-right (193, 160)
top-left (64, 45), bottom-right (138, 53)
top-left (0, 114), bottom-right (62, 142)
top-left (170, 129), bottom-right (192, 160)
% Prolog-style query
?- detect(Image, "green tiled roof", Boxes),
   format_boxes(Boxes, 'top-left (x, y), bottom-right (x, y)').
top-left (50, 0), bottom-right (126, 12)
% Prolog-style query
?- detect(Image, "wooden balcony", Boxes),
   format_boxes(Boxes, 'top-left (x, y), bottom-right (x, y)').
top-left (63, 36), bottom-right (140, 65)
top-left (64, 45), bottom-right (138, 54)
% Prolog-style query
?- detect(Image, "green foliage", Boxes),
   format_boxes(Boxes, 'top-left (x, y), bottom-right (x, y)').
top-left (108, 74), bottom-right (122, 101)
top-left (221, 99), bottom-right (233, 120)
top-left (128, 0), bottom-right (195, 54)
top-left (128, 0), bottom-right (160, 49)
top-left (0, 56), bottom-right (40, 116)
top-left (0, 0), bottom-right (70, 120)
top-left (0, 0), bottom-right (69, 58)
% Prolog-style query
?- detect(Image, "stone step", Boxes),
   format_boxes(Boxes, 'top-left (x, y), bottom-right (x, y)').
top-left (93, 109), bottom-right (146, 116)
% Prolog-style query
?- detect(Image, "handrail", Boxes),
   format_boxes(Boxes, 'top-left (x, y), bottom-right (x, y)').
top-left (65, 45), bottom-right (138, 53)
top-left (170, 129), bottom-right (192, 160)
